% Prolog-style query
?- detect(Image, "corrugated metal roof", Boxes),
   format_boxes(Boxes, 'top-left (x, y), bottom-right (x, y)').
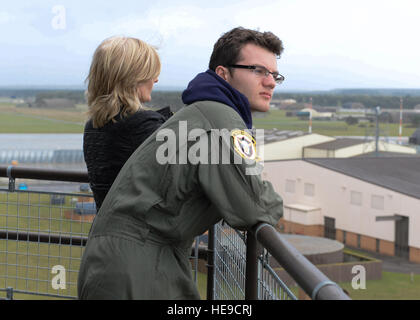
top-left (305, 158), bottom-right (420, 200)
top-left (352, 151), bottom-right (420, 158)
top-left (262, 130), bottom-right (307, 144)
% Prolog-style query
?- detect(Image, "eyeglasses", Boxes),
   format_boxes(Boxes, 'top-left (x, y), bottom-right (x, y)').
top-left (228, 64), bottom-right (285, 84)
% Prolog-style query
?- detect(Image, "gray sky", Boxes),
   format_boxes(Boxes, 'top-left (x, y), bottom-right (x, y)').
top-left (1, 0), bottom-right (419, 91)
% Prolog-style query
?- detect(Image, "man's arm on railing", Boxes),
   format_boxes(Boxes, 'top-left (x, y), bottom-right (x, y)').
top-left (250, 223), bottom-right (351, 300)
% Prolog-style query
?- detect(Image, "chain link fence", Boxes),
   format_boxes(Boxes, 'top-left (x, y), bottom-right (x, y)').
top-left (0, 186), bottom-right (296, 300)
top-left (0, 187), bottom-right (92, 299)
top-left (212, 222), bottom-right (297, 300)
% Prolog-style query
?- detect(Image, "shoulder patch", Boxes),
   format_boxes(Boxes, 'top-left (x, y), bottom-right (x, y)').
top-left (231, 129), bottom-right (258, 161)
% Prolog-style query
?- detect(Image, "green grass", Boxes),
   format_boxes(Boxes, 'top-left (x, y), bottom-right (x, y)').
top-left (188, 270), bottom-right (420, 300)
top-left (0, 240), bottom-right (83, 299)
top-left (0, 102), bottom-right (85, 133)
top-left (0, 191), bottom-right (92, 299)
top-left (0, 103), bottom-right (416, 136)
top-left (254, 109), bottom-right (416, 137)
top-left (196, 271), bottom-right (208, 300)
top-left (339, 271), bottom-right (420, 300)
top-left (283, 271), bottom-right (420, 300)
top-left (0, 192), bottom-right (92, 235)
top-left (0, 191), bottom-right (211, 300)
top-left (0, 113), bottom-right (83, 133)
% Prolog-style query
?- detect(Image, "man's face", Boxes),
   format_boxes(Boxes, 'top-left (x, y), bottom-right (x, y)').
top-left (225, 43), bottom-right (278, 112)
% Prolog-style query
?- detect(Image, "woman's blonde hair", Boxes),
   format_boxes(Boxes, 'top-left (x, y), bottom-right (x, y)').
top-left (86, 36), bottom-right (161, 128)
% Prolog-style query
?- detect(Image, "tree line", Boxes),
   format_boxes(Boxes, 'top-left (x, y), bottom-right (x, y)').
top-left (2, 88), bottom-right (420, 110)
top-left (274, 93), bottom-right (420, 109)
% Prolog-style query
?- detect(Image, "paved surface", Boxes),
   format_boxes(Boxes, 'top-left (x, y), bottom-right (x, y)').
top-left (347, 246), bottom-right (420, 274)
top-left (283, 234), bottom-right (344, 255)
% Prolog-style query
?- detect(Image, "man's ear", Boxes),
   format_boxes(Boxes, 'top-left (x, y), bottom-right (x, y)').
top-left (215, 66), bottom-right (229, 81)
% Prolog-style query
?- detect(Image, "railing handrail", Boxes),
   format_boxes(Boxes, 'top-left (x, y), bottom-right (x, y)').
top-left (0, 229), bottom-right (88, 246)
top-left (0, 229), bottom-right (208, 261)
top-left (251, 223), bottom-right (351, 300)
top-left (0, 165), bottom-right (88, 183)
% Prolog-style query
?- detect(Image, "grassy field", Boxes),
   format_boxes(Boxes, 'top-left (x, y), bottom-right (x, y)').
top-left (0, 103), bottom-right (85, 133)
top-left (1, 102), bottom-right (416, 136)
top-left (339, 271), bottom-right (420, 300)
top-left (0, 190), bottom-right (210, 300)
top-left (0, 191), bottom-right (92, 299)
top-left (195, 271), bottom-right (420, 300)
top-left (196, 270), bottom-right (420, 300)
top-left (253, 109), bottom-right (416, 137)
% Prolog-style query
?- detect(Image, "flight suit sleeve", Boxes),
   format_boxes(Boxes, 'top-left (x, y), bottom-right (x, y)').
top-left (197, 130), bottom-right (283, 230)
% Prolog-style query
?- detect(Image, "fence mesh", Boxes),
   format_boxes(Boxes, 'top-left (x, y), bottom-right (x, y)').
top-left (213, 222), bottom-right (297, 300)
top-left (0, 187), bottom-right (93, 299)
top-left (258, 253), bottom-right (297, 300)
top-left (0, 185), bottom-right (296, 300)
top-left (213, 222), bottom-right (247, 299)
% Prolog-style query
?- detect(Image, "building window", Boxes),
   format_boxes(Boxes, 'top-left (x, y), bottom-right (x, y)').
top-left (304, 183), bottom-right (315, 197)
top-left (350, 191), bottom-right (362, 206)
top-left (371, 195), bottom-right (384, 210)
top-left (324, 217), bottom-right (336, 240)
top-left (376, 239), bottom-right (380, 253)
top-left (343, 231), bottom-right (346, 244)
top-left (285, 179), bottom-right (296, 193)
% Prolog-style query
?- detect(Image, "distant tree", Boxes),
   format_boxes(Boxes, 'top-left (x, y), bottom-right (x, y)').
top-left (345, 116), bottom-right (358, 125)
top-left (378, 112), bottom-right (393, 123)
top-left (410, 115), bottom-right (420, 128)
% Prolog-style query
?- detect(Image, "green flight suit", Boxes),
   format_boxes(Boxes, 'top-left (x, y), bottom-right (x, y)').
top-left (77, 101), bottom-right (283, 300)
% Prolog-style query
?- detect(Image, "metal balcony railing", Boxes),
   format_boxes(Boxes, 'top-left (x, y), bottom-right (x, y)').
top-left (0, 165), bottom-right (350, 300)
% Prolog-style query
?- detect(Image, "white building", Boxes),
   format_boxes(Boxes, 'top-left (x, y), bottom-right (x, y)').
top-left (262, 157), bottom-right (420, 263)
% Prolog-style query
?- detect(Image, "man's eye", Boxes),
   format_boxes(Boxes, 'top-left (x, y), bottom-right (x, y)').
top-left (254, 68), bottom-right (265, 75)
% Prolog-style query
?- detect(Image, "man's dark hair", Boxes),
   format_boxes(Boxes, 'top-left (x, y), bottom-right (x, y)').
top-left (209, 27), bottom-right (284, 71)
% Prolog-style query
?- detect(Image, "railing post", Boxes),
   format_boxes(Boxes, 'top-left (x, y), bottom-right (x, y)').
top-left (206, 225), bottom-right (215, 300)
top-left (193, 236), bottom-right (199, 284)
top-left (245, 231), bottom-right (260, 300)
top-left (7, 166), bottom-right (15, 192)
top-left (6, 287), bottom-right (13, 300)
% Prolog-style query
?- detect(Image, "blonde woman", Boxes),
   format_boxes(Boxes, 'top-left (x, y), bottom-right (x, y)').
top-left (83, 36), bottom-right (172, 210)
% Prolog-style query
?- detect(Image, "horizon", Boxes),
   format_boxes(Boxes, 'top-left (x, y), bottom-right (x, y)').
top-left (1, 1), bottom-right (420, 91)
top-left (1, 85), bottom-right (420, 94)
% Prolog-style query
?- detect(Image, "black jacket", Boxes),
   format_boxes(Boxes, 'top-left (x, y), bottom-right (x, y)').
top-left (83, 106), bottom-right (172, 210)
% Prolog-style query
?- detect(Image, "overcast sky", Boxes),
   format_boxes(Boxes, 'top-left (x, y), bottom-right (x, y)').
top-left (1, 0), bottom-right (419, 91)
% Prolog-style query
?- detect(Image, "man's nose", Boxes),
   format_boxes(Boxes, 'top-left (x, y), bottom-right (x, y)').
top-left (263, 75), bottom-right (276, 89)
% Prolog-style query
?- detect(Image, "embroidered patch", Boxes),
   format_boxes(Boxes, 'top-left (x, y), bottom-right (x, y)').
top-left (231, 130), bottom-right (257, 160)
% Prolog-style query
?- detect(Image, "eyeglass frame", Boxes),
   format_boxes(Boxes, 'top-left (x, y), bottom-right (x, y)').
top-left (227, 64), bottom-right (285, 84)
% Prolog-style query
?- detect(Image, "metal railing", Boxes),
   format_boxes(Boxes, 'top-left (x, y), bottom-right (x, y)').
top-left (0, 166), bottom-right (92, 299)
top-left (251, 223), bottom-right (350, 300)
top-left (209, 223), bottom-right (297, 300)
top-left (0, 165), bottom-right (350, 300)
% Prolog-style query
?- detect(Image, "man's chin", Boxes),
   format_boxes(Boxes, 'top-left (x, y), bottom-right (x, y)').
top-left (250, 104), bottom-right (270, 113)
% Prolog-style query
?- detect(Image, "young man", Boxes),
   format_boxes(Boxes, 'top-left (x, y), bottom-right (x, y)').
top-left (78, 27), bottom-right (285, 300)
